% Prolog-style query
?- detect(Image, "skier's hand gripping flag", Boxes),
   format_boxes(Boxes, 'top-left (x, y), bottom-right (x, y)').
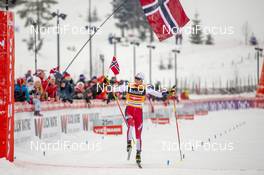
top-left (49, 66), bottom-right (59, 74)
top-left (139, 0), bottom-right (189, 41)
top-left (109, 56), bottom-right (120, 75)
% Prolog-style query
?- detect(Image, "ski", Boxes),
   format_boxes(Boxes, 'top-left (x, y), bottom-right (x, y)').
top-left (136, 162), bottom-right (142, 169)
top-left (127, 148), bottom-right (132, 160)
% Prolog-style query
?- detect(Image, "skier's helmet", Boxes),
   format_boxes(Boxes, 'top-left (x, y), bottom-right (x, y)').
top-left (135, 72), bottom-right (145, 81)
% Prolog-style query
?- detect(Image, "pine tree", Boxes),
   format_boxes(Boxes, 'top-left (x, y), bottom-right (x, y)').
top-left (91, 8), bottom-right (100, 22)
top-left (17, 0), bottom-right (58, 52)
top-left (87, 7), bottom-right (100, 23)
top-left (190, 13), bottom-right (203, 44)
top-left (205, 34), bottom-right (214, 45)
top-left (0, 0), bottom-right (27, 9)
top-left (112, 0), bottom-right (153, 41)
top-left (139, 30), bottom-right (147, 41)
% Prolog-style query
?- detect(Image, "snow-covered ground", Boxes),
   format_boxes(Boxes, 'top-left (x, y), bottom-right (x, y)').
top-left (1, 109), bottom-right (264, 175)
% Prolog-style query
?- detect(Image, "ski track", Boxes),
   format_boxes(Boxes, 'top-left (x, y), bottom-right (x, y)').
top-left (1, 109), bottom-right (264, 175)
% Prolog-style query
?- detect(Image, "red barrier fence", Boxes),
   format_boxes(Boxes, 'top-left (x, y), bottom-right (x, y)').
top-left (0, 11), bottom-right (15, 162)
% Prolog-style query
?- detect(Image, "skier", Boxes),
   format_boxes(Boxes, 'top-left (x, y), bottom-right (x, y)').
top-left (114, 72), bottom-right (165, 166)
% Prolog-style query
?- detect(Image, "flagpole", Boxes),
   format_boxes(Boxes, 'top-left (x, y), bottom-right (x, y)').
top-left (105, 65), bottom-right (135, 144)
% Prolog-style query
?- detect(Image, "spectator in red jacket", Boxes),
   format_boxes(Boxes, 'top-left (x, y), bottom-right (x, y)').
top-left (45, 74), bottom-right (58, 101)
top-left (74, 81), bottom-right (85, 99)
top-left (36, 69), bottom-right (48, 92)
top-left (180, 89), bottom-right (190, 100)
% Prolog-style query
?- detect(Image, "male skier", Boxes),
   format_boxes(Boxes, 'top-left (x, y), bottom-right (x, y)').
top-left (115, 72), bottom-right (165, 166)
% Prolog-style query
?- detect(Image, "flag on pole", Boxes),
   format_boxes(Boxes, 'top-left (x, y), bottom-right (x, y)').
top-left (139, 0), bottom-right (189, 41)
top-left (49, 66), bottom-right (59, 74)
top-left (109, 56), bottom-right (120, 75)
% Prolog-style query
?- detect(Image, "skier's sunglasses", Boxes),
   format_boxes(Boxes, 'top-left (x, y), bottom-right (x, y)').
top-left (135, 77), bottom-right (142, 81)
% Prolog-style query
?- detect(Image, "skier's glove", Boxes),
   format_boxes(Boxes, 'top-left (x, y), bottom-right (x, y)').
top-left (161, 91), bottom-right (169, 101)
top-left (103, 76), bottom-right (110, 84)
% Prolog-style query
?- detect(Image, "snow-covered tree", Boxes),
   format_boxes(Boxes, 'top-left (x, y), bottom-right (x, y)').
top-left (17, 0), bottom-right (58, 52)
top-left (112, 0), bottom-right (153, 41)
top-left (190, 13), bottom-right (203, 44)
top-left (0, 0), bottom-right (27, 9)
top-left (92, 8), bottom-right (100, 22)
top-left (87, 7), bottom-right (100, 23)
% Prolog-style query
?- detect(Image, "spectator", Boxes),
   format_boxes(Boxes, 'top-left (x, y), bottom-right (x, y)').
top-left (77, 74), bottom-right (86, 84)
top-left (45, 74), bottom-right (58, 101)
top-left (96, 75), bottom-right (108, 101)
top-left (25, 70), bottom-right (33, 83)
top-left (74, 82), bottom-right (85, 99)
top-left (83, 81), bottom-right (93, 104)
top-left (59, 72), bottom-right (74, 103)
top-left (32, 91), bottom-right (43, 116)
top-left (36, 69), bottom-right (48, 93)
top-left (14, 78), bottom-right (30, 102)
top-left (180, 89), bottom-right (190, 100)
top-left (105, 77), bottom-right (118, 103)
top-left (32, 77), bottom-right (44, 116)
top-left (33, 76), bottom-right (47, 101)
top-left (89, 76), bottom-right (99, 99)
top-left (26, 78), bottom-right (34, 95)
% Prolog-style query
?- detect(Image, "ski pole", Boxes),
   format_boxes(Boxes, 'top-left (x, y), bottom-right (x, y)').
top-left (113, 93), bottom-right (127, 127)
top-left (173, 97), bottom-right (183, 161)
top-left (105, 76), bottom-right (135, 144)
top-left (113, 92), bottom-right (136, 144)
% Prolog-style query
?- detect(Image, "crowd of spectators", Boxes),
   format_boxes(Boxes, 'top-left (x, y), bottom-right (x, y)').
top-left (14, 68), bottom-right (185, 116)
top-left (14, 69), bottom-right (125, 116)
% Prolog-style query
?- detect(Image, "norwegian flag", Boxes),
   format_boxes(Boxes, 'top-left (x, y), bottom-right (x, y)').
top-left (109, 56), bottom-right (120, 75)
top-left (139, 0), bottom-right (189, 41)
top-left (49, 66), bottom-right (59, 74)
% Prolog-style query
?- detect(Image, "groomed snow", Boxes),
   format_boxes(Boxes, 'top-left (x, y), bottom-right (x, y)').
top-left (1, 109), bottom-right (264, 175)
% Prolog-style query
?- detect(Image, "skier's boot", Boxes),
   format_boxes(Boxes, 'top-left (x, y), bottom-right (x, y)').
top-left (127, 140), bottom-right (132, 152)
top-left (127, 140), bottom-right (132, 160)
top-left (136, 150), bottom-right (141, 164)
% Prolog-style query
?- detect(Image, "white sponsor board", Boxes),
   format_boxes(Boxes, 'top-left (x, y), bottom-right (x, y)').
top-left (14, 112), bottom-right (34, 144)
top-left (66, 114), bottom-right (82, 134)
top-left (34, 115), bottom-right (61, 140)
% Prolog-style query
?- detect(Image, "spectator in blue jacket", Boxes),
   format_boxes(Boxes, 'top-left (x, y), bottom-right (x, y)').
top-left (14, 78), bottom-right (30, 102)
top-left (58, 72), bottom-right (74, 103)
